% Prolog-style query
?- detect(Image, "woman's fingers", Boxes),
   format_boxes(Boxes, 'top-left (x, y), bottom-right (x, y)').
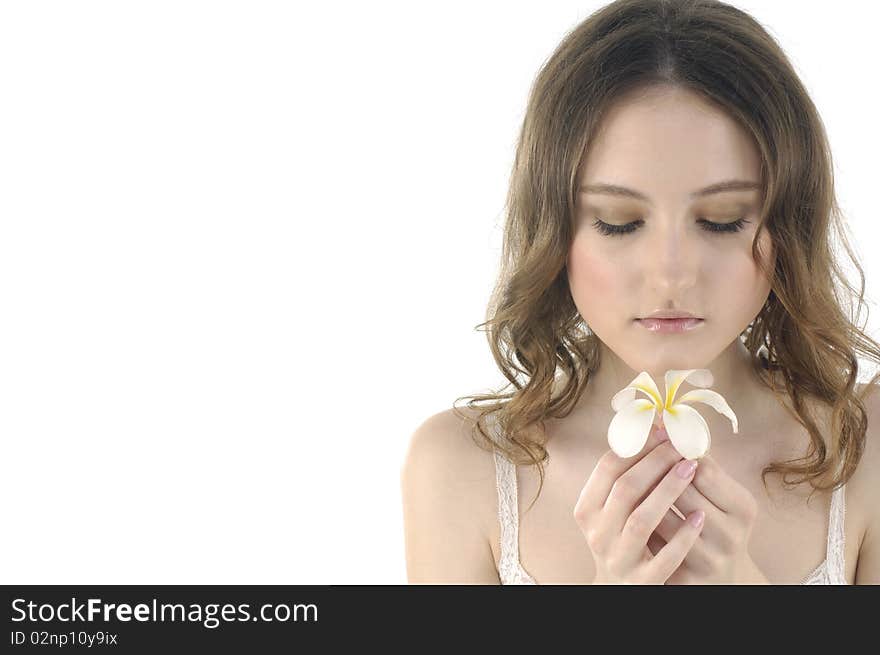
top-left (654, 505), bottom-right (686, 542)
top-left (617, 455), bottom-right (699, 556)
top-left (683, 453), bottom-right (757, 518)
top-left (574, 422), bottom-right (668, 519)
top-left (574, 420), bottom-right (708, 584)
top-left (603, 441), bottom-right (690, 538)
top-left (644, 509), bottom-right (706, 582)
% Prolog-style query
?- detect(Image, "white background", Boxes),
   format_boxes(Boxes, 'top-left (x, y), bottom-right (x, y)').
top-left (0, 1), bottom-right (876, 584)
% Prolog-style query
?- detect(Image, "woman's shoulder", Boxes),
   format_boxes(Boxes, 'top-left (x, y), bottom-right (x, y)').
top-left (402, 407), bottom-right (500, 489)
top-left (843, 383), bottom-right (880, 489)
top-left (845, 383), bottom-right (880, 582)
top-left (401, 406), bottom-right (501, 519)
top-left (400, 407), bottom-right (502, 583)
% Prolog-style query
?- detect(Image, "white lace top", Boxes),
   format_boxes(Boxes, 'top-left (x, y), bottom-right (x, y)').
top-left (492, 445), bottom-right (847, 585)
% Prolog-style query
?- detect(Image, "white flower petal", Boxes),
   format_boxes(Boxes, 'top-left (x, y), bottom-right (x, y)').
top-left (611, 371), bottom-right (663, 412)
top-left (676, 388), bottom-right (739, 433)
top-left (663, 369), bottom-right (714, 407)
top-left (608, 398), bottom-right (657, 458)
top-left (663, 403), bottom-right (711, 460)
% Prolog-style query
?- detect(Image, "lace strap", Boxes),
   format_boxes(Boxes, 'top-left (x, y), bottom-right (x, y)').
top-left (488, 414), bottom-right (538, 584)
top-left (825, 483), bottom-right (846, 583)
top-left (493, 448), bottom-right (522, 567)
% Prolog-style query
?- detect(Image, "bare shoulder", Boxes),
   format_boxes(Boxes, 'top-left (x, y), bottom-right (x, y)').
top-left (848, 383), bottom-right (880, 514)
top-left (851, 383), bottom-right (880, 583)
top-left (399, 407), bottom-right (501, 584)
top-left (401, 407), bottom-right (497, 480)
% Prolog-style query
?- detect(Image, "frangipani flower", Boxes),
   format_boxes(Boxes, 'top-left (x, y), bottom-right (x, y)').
top-left (607, 369), bottom-right (738, 460)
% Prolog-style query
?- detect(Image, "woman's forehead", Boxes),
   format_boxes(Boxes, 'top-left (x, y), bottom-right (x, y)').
top-left (580, 87), bottom-right (761, 190)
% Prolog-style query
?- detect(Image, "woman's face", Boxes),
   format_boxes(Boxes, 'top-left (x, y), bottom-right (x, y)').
top-left (567, 85), bottom-right (775, 387)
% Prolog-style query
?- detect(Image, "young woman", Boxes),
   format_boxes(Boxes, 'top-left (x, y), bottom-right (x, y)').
top-left (401, 0), bottom-right (880, 584)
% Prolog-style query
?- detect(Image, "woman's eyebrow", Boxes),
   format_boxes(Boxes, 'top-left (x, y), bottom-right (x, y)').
top-left (577, 179), bottom-right (760, 205)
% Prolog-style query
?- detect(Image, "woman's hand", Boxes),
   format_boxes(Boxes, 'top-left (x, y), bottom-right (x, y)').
top-left (573, 423), bottom-right (707, 584)
top-left (647, 452), bottom-right (768, 584)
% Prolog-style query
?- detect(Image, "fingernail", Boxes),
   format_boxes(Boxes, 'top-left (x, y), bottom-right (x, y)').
top-left (688, 510), bottom-right (705, 528)
top-left (675, 459), bottom-right (697, 478)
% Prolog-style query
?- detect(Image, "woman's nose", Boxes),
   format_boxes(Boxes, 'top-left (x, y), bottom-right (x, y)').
top-left (642, 222), bottom-right (699, 283)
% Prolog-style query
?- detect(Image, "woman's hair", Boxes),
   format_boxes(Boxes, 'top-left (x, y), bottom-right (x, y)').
top-left (453, 0), bottom-right (880, 511)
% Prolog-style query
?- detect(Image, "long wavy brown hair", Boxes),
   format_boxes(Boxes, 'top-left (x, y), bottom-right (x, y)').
top-left (452, 0), bottom-right (880, 512)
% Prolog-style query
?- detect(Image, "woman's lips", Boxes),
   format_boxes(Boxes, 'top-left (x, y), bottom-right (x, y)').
top-left (636, 317), bottom-right (704, 333)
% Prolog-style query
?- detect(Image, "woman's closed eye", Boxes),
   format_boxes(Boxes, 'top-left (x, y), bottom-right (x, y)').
top-left (591, 217), bottom-right (750, 237)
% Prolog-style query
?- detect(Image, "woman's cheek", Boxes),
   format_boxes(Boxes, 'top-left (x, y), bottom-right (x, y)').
top-left (724, 238), bottom-right (773, 307)
top-left (567, 242), bottom-right (624, 317)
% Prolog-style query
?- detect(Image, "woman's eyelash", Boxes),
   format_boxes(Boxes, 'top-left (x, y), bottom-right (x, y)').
top-left (591, 217), bottom-right (750, 237)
